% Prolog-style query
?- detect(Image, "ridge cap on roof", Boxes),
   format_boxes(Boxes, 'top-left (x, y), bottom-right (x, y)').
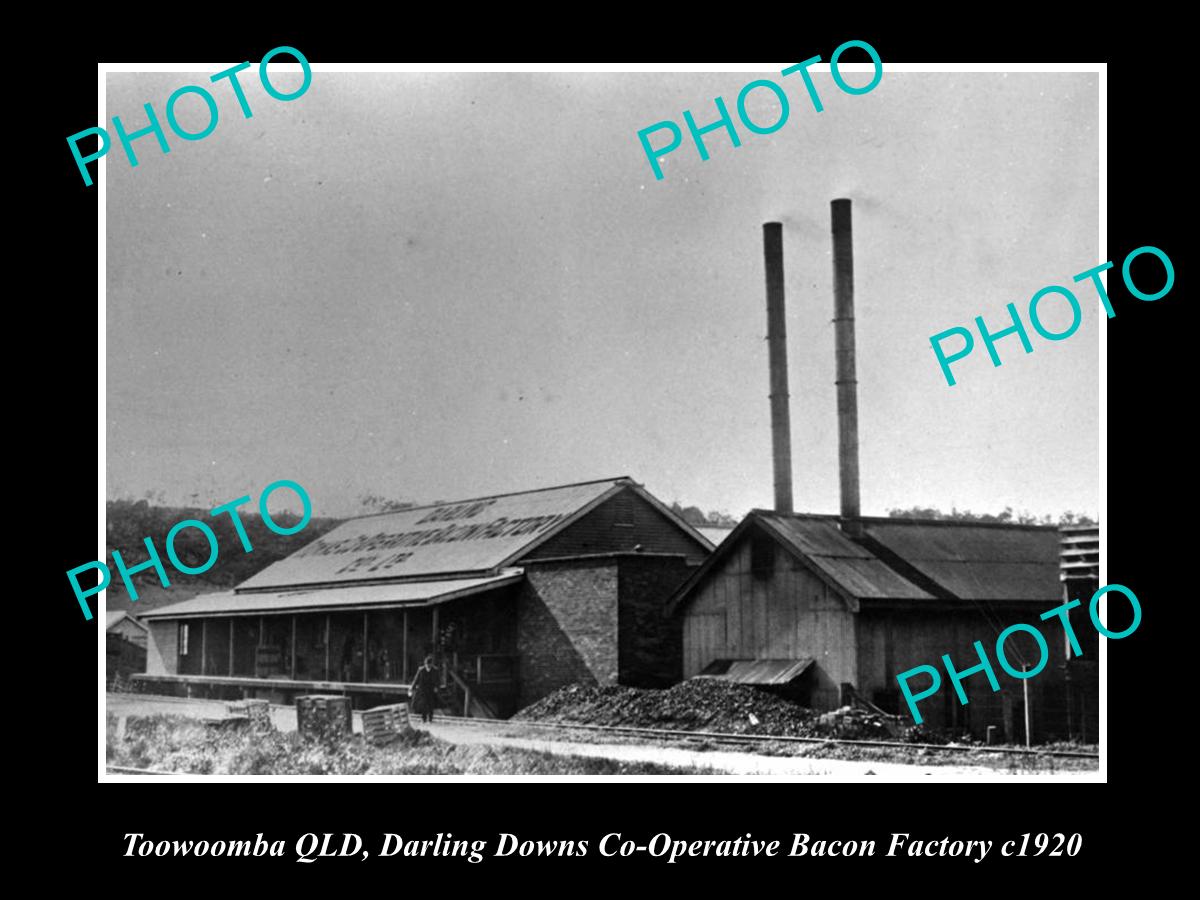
top-left (346, 476), bottom-right (636, 521)
top-left (863, 516), bottom-right (1060, 531)
top-left (749, 508), bottom-right (837, 517)
top-left (750, 508), bottom-right (1061, 531)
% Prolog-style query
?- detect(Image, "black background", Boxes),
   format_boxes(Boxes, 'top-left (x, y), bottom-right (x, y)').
top-left (32, 16), bottom-right (1186, 881)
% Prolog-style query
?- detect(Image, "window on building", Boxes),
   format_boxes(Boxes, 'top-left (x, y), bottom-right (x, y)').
top-left (613, 492), bottom-right (635, 528)
top-left (179, 622), bottom-right (190, 655)
top-left (750, 534), bottom-right (775, 578)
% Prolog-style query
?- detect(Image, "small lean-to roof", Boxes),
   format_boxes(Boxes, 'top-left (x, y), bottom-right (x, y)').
top-left (138, 571), bottom-right (524, 619)
top-left (106, 610), bottom-right (148, 632)
top-left (698, 658), bottom-right (815, 685)
top-left (239, 477), bottom-right (647, 590)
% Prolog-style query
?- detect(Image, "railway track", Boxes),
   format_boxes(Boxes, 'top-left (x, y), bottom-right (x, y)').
top-left (431, 714), bottom-right (1100, 759)
top-left (105, 765), bottom-right (181, 776)
top-left (104, 695), bottom-right (1098, 762)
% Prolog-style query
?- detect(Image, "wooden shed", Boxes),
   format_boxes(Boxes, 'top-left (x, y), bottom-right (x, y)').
top-left (669, 510), bottom-right (1100, 743)
top-left (106, 611), bottom-right (148, 684)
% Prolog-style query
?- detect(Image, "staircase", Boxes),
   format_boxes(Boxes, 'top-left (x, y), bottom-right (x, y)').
top-left (437, 654), bottom-right (519, 718)
top-left (446, 668), bottom-right (499, 718)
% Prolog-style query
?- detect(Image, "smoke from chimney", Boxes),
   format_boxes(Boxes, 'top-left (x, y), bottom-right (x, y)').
top-left (831, 199), bottom-right (862, 534)
top-left (762, 222), bottom-right (794, 514)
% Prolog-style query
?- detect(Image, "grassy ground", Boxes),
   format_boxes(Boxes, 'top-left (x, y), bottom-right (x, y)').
top-left (106, 715), bottom-right (721, 775)
top-left (490, 723), bottom-right (1099, 773)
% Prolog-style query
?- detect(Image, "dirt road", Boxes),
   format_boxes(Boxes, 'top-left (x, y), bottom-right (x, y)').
top-left (105, 694), bottom-right (1098, 780)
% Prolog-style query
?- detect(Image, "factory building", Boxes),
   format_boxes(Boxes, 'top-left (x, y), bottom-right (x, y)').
top-left (131, 198), bottom-right (1098, 743)
top-left (668, 200), bottom-right (1099, 743)
top-left (136, 477), bottom-right (712, 715)
top-left (668, 511), bottom-right (1093, 741)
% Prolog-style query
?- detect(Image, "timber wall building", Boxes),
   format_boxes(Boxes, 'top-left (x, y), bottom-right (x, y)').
top-left (669, 511), bottom-right (1098, 743)
top-left (138, 477), bottom-right (711, 715)
top-left (663, 203), bottom-right (1100, 744)
top-left (106, 611), bottom-right (148, 685)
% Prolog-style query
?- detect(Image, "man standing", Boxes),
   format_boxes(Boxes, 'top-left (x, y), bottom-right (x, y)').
top-left (410, 655), bottom-right (438, 724)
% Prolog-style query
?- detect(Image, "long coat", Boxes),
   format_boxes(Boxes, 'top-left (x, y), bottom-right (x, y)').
top-left (410, 666), bottom-right (437, 716)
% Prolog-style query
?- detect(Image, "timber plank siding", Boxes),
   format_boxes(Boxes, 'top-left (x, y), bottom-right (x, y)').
top-left (682, 530), bottom-right (856, 709)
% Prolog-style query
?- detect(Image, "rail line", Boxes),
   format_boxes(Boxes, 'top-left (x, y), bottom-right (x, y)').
top-left (430, 714), bottom-right (1100, 759)
top-left (105, 765), bottom-right (183, 776)
top-left (105, 694), bottom-right (1098, 761)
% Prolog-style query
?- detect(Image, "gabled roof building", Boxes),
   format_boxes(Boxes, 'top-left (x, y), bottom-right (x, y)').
top-left (106, 610), bottom-right (148, 685)
top-left (667, 206), bottom-right (1099, 744)
top-left (669, 510), bottom-right (1097, 742)
top-left (138, 477), bottom-right (711, 715)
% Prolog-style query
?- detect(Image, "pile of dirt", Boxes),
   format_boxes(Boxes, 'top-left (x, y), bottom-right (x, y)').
top-left (516, 680), bottom-right (947, 744)
top-left (515, 679), bottom-right (820, 736)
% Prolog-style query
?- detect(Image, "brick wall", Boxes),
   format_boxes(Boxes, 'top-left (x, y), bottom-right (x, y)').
top-left (618, 556), bottom-right (692, 687)
top-left (145, 620), bottom-right (178, 675)
top-left (516, 560), bottom-right (619, 707)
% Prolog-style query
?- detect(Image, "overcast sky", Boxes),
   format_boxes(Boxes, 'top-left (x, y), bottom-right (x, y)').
top-left (106, 69), bottom-right (1099, 521)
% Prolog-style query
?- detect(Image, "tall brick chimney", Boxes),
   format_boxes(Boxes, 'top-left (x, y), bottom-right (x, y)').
top-left (762, 221), bottom-right (794, 514)
top-left (831, 199), bottom-right (862, 535)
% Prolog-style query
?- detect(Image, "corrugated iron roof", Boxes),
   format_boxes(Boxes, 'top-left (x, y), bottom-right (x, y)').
top-left (139, 571), bottom-right (524, 619)
top-left (863, 520), bottom-right (1060, 602)
top-left (763, 515), bottom-right (874, 558)
top-left (759, 514), bottom-right (934, 601)
top-left (698, 658), bottom-right (815, 685)
top-left (806, 554), bottom-right (935, 601)
top-left (670, 511), bottom-right (1065, 614)
top-left (239, 477), bottom-right (631, 590)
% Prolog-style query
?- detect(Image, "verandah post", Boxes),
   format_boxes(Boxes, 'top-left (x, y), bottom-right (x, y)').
top-left (402, 610), bottom-right (409, 682)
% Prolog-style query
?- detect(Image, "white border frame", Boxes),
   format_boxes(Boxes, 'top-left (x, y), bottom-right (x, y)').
top-left (97, 61), bottom-right (1107, 784)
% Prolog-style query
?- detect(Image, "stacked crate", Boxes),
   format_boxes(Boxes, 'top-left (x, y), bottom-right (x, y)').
top-left (296, 695), bottom-right (353, 740)
top-left (362, 703), bottom-right (410, 746)
top-left (227, 699), bottom-right (273, 732)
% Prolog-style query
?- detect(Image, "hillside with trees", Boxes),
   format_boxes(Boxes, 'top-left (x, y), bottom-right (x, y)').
top-left (885, 506), bottom-right (1097, 526)
top-left (103, 492), bottom-right (430, 615)
top-left (668, 502), bottom-right (739, 527)
top-left (103, 499), bottom-right (342, 615)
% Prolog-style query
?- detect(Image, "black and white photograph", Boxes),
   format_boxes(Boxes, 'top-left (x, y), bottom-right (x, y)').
top-left (97, 62), bottom-right (1105, 781)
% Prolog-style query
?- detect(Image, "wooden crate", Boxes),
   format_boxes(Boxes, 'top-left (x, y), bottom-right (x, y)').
top-left (227, 699), bottom-right (273, 732)
top-left (296, 695), bottom-right (353, 740)
top-left (203, 715), bottom-right (250, 731)
top-left (362, 703), bottom-right (409, 746)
